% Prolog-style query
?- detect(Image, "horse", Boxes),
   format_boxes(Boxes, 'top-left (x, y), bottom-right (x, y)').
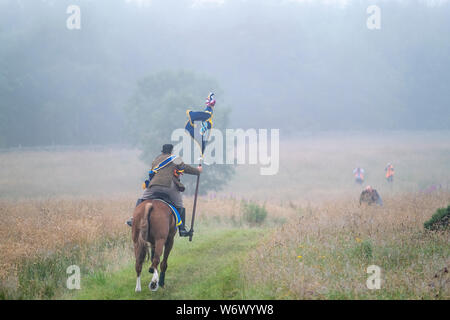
top-left (132, 199), bottom-right (177, 292)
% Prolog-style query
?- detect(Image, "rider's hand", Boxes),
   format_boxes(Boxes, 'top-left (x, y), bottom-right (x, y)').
top-left (197, 166), bottom-right (203, 173)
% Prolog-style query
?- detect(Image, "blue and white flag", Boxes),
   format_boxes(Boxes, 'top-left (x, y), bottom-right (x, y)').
top-left (185, 93), bottom-right (215, 158)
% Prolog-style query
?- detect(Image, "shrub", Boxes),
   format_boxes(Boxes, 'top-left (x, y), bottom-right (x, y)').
top-left (242, 201), bottom-right (268, 226)
top-left (349, 239), bottom-right (373, 261)
top-left (360, 240), bottom-right (373, 260)
top-left (424, 205), bottom-right (450, 231)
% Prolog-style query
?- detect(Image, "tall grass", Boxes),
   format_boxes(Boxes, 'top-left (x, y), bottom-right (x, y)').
top-left (1, 132), bottom-right (449, 299)
top-left (243, 192), bottom-right (450, 299)
top-left (0, 197), bottom-right (134, 299)
top-left (0, 195), bottom-right (283, 299)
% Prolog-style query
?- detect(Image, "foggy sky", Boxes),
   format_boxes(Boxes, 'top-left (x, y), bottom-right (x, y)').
top-left (1, 0), bottom-right (449, 147)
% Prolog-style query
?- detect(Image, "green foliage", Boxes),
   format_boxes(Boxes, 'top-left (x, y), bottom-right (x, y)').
top-left (241, 201), bottom-right (268, 226)
top-left (124, 70), bottom-right (234, 195)
top-left (347, 239), bottom-right (373, 261)
top-left (360, 240), bottom-right (373, 260)
top-left (424, 205), bottom-right (450, 231)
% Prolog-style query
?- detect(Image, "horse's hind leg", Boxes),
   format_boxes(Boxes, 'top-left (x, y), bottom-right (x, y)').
top-left (149, 238), bottom-right (165, 291)
top-left (133, 202), bottom-right (152, 293)
top-left (134, 241), bottom-right (146, 292)
top-left (149, 244), bottom-right (156, 274)
top-left (159, 235), bottom-right (174, 288)
top-left (135, 226), bottom-right (150, 292)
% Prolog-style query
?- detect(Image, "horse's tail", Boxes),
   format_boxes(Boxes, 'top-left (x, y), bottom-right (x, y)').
top-left (138, 202), bottom-right (153, 262)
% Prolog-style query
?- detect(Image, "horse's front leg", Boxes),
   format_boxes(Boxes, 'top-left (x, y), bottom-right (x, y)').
top-left (159, 233), bottom-right (175, 288)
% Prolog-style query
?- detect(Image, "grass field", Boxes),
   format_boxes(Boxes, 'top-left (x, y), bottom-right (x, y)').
top-left (244, 192), bottom-right (450, 299)
top-left (0, 132), bottom-right (449, 299)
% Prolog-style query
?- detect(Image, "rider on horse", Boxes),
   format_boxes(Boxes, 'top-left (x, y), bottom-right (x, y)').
top-left (127, 144), bottom-right (202, 237)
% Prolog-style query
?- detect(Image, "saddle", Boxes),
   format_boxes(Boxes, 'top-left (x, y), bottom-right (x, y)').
top-left (148, 192), bottom-right (173, 205)
top-left (148, 192), bottom-right (181, 228)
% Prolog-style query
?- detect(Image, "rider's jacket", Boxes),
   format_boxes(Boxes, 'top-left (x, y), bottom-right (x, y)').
top-left (148, 153), bottom-right (200, 191)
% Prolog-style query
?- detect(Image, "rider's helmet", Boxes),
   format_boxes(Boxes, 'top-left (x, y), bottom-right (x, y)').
top-left (365, 185), bottom-right (373, 191)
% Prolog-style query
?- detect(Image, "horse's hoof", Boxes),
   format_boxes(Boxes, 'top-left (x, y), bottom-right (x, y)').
top-left (149, 267), bottom-right (154, 274)
top-left (149, 281), bottom-right (159, 292)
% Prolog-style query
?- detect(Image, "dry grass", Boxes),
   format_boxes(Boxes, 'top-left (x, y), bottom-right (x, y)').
top-left (243, 191), bottom-right (450, 299)
top-left (0, 132), bottom-right (448, 299)
top-left (0, 196), bottom-right (135, 297)
top-left (0, 193), bottom-right (283, 297)
top-left (189, 196), bottom-right (296, 226)
top-left (0, 146), bottom-right (145, 199)
top-left (0, 189), bottom-right (448, 299)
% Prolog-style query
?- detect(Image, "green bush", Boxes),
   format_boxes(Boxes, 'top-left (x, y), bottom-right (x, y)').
top-left (360, 240), bottom-right (373, 260)
top-left (349, 239), bottom-right (373, 261)
top-left (242, 201), bottom-right (268, 226)
top-left (424, 205), bottom-right (450, 231)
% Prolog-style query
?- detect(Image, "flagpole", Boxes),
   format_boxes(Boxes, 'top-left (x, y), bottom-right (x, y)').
top-left (189, 159), bottom-right (202, 242)
top-left (186, 92), bottom-right (214, 242)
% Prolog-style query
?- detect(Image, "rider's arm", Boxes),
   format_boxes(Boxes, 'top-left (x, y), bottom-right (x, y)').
top-left (173, 156), bottom-right (201, 175)
top-left (182, 163), bottom-right (201, 176)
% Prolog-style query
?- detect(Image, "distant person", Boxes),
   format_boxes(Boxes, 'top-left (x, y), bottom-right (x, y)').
top-left (385, 163), bottom-right (394, 183)
top-left (359, 185), bottom-right (383, 206)
top-left (353, 167), bottom-right (365, 184)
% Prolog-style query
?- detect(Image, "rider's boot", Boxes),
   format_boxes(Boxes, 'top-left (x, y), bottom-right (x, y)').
top-left (126, 199), bottom-right (144, 227)
top-left (126, 217), bottom-right (133, 227)
top-left (177, 207), bottom-right (190, 237)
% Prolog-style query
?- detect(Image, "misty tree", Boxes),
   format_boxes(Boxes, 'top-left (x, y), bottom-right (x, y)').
top-left (124, 70), bottom-right (235, 195)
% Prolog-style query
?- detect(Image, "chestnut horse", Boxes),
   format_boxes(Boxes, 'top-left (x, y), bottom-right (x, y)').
top-left (132, 199), bottom-right (177, 292)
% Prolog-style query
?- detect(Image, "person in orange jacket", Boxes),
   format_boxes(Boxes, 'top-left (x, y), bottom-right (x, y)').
top-left (353, 167), bottom-right (365, 184)
top-left (385, 163), bottom-right (394, 182)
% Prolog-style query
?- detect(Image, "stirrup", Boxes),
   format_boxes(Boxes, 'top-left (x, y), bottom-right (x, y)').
top-left (178, 226), bottom-right (190, 237)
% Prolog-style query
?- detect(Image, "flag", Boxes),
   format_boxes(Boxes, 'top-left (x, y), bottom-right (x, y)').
top-left (185, 93), bottom-right (215, 158)
top-left (185, 109), bottom-right (213, 158)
